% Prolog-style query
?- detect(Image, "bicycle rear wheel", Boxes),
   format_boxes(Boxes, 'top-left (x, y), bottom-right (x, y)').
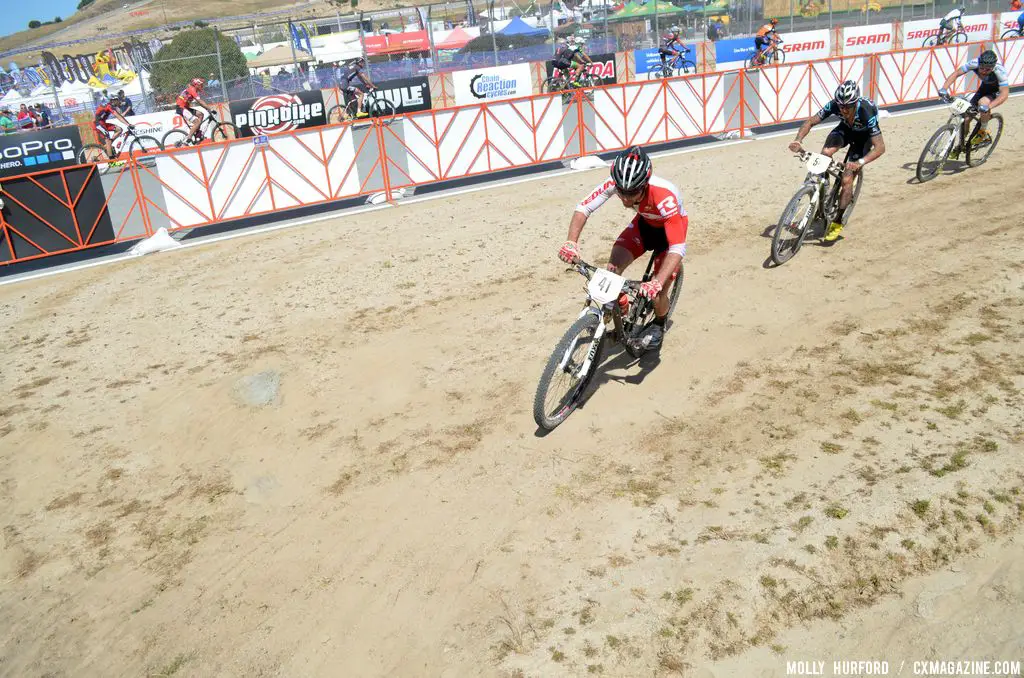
top-left (965, 114), bottom-right (1002, 167)
top-left (915, 123), bottom-right (957, 182)
top-left (952, 31), bottom-right (967, 44)
top-left (327, 104), bottom-right (347, 124)
top-left (542, 76), bottom-right (567, 93)
top-left (923, 35), bottom-right (939, 47)
top-left (161, 129), bottom-right (190, 149)
top-left (1000, 29), bottom-right (1023, 39)
top-left (533, 312), bottom-right (605, 431)
top-left (771, 183), bottom-right (817, 266)
top-left (78, 144), bottom-right (108, 165)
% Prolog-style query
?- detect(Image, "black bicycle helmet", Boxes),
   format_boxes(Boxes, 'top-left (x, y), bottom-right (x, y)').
top-left (978, 49), bottom-right (998, 66)
top-left (611, 146), bottom-right (652, 194)
top-left (834, 79), bottom-right (860, 105)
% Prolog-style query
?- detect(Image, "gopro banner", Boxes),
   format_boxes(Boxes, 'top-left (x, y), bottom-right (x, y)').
top-left (229, 89), bottom-right (327, 138)
top-left (452, 63), bottom-right (533, 106)
top-left (372, 76), bottom-right (432, 114)
top-left (545, 52), bottom-right (618, 85)
top-left (0, 126), bottom-right (84, 178)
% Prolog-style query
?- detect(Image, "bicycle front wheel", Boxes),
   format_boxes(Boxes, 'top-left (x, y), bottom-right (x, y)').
top-left (127, 136), bottom-right (161, 159)
top-left (677, 60), bottom-right (696, 75)
top-left (916, 123), bottom-right (957, 182)
top-left (965, 113), bottom-right (1003, 167)
top-left (211, 122), bottom-right (238, 142)
top-left (771, 183), bottom-right (817, 266)
top-left (368, 97), bottom-right (397, 123)
top-left (772, 49), bottom-right (786, 65)
top-left (533, 312), bottom-right (604, 431)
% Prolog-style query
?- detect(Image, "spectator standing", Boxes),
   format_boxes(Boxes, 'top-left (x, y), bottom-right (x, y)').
top-left (34, 103), bottom-right (52, 129)
top-left (261, 69), bottom-right (272, 90)
top-left (0, 109), bottom-right (15, 134)
top-left (117, 91), bottom-right (134, 116)
top-left (17, 103), bottom-right (35, 130)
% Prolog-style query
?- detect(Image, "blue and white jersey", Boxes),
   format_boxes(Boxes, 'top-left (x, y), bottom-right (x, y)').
top-left (815, 97), bottom-right (881, 136)
top-left (961, 58), bottom-right (1009, 88)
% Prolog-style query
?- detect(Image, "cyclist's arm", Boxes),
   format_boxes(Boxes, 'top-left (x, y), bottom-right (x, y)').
top-left (359, 72), bottom-right (375, 88)
top-left (112, 109), bottom-right (131, 126)
top-left (941, 69), bottom-right (965, 91)
top-left (858, 131), bottom-right (885, 168)
top-left (655, 213), bottom-right (688, 288)
top-left (570, 179), bottom-right (616, 240)
top-left (792, 113), bottom-right (823, 145)
top-left (193, 97), bottom-right (212, 111)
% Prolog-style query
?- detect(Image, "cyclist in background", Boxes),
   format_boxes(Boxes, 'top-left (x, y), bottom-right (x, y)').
top-left (552, 37), bottom-right (591, 86)
top-left (754, 18), bottom-right (780, 65)
top-left (938, 49), bottom-right (1008, 155)
top-left (937, 5), bottom-right (965, 43)
top-left (176, 77), bottom-right (212, 143)
top-left (659, 25), bottom-right (691, 74)
top-left (344, 57), bottom-right (376, 118)
top-left (93, 98), bottom-right (134, 159)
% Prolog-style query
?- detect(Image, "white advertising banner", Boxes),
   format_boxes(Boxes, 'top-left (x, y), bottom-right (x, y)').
top-left (781, 29), bottom-right (831, 62)
top-left (999, 11), bottom-right (1023, 36)
top-left (902, 19), bottom-right (944, 49)
top-left (960, 14), bottom-right (995, 43)
top-left (126, 110), bottom-right (186, 149)
top-left (452, 63), bottom-right (533, 106)
top-left (842, 23), bottom-right (895, 56)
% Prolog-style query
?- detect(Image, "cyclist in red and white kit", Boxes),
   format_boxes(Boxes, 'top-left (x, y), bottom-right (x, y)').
top-left (558, 145), bottom-right (688, 350)
top-left (176, 77), bottom-right (212, 142)
top-left (93, 99), bottom-right (133, 159)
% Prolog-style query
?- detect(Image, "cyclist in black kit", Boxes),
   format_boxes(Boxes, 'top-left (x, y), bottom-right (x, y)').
top-left (552, 36), bottom-right (591, 86)
top-left (344, 57), bottom-right (376, 118)
top-left (788, 80), bottom-right (887, 242)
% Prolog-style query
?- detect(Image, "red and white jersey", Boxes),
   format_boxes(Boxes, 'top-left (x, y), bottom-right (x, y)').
top-left (575, 174), bottom-right (689, 253)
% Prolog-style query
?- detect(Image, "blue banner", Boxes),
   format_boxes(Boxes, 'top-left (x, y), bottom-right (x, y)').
top-left (633, 46), bottom-right (697, 74)
top-left (715, 37), bottom-right (756, 64)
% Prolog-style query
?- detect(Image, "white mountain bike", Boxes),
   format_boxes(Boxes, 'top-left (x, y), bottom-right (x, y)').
top-left (915, 94), bottom-right (1003, 182)
top-left (533, 255), bottom-right (683, 431)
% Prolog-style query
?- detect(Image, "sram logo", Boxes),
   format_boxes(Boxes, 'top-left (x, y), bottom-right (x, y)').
top-left (846, 33), bottom-right (891, 46)
top-left (788, 40), bottom-right (826, 53)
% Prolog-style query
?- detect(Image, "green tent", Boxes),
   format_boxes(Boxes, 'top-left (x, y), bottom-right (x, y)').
top-left (628, 0), bottom-right (688, 16)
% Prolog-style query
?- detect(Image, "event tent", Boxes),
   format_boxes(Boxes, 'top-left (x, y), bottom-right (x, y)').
top-left (497, 16), bottom-right (549, 37)
top-left (435, 27), bottom-right (474, 49)
top-left (247, 45), bottom-right (315, 69)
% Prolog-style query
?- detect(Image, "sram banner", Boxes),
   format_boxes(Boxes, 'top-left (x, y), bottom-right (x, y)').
top-left (781, 29), bottom-right (830, 61)
top-left (902, 15), bottom-right (993, 48)
top-left (843, 23), bottom-right (895, 56)
top-left (230, 89), bottom-right (327, 138)
top-left (0, 126), bottom-right (82, 178)
top-left (545, 52), bottom-right (618, 85)
top-left (452, 63), bottom-right (532, 106)
top-left (1000, 11), bottom-right (1023, 34)
top-left (373, 76), bottom-right (432, 114)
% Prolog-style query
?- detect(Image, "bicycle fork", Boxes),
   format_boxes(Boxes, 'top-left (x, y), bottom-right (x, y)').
top-left (559, 306), bottom-right (609, 377)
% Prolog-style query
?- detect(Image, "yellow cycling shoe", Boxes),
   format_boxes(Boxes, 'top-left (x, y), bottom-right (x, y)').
top-left (824, 221), bottom-right (844, 242)
top-left (970, 129), bottom-right (991, 146)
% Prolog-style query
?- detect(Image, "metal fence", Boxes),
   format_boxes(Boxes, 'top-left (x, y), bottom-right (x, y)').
top-left (0, 0), bottom-right (1012, 125)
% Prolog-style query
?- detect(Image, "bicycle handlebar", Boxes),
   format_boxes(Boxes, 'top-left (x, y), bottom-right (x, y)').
top-left (795, 150), bottom-right (845, 176)
top-left (570, 259), bottom-right (642, 293)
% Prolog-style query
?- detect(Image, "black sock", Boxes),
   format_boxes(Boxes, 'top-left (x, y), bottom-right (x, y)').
top-left (654, 315), bottom-right (667, 328)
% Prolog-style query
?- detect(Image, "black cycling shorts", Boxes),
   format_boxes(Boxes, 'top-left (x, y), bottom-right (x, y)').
top-left (824, 125), bottom-right (874, 162)
top-left (552, 59), bottom-right (573, 71)
top-left (970, 84), bottom-right (1000, 107)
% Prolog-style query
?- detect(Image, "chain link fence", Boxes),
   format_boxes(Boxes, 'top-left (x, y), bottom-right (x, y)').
top-left (0, 0), bottom-right (1013, 133)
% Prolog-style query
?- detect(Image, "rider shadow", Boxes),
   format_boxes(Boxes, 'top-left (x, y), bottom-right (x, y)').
top-left (589, 342), bottom-right (662, 389)
top-left (759, 220), bottom-right (836, 269)
top-left (902, 159), bottom-right (969, 184)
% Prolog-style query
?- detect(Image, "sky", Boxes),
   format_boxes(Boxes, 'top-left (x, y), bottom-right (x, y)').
top-left (0, 0), bottom-right (83, 41)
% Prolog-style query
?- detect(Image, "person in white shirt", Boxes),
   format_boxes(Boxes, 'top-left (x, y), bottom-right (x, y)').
top-left (938, 5), bottom-right (965, 43)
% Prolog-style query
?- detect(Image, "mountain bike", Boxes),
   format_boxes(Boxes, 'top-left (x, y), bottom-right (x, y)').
top-left (533, 254), bottom-right (683, 431)
top-left (915, 94), bottom-right (1003, 182)
top-left (161, 109), bottom-right (239, 149)
top-left (78, 125), bottom-right (161, 165)
top-left (542, 69), bottom-right (600, 103)
top-left (924, 20), bottom-right (967, 46)
top-left (327, 88), bottom-right (397, 124)
top-left (1000, 24), bottom-right (1023, 40)
top-left (770, 149), bottom-right (863, 266)
top-left (746, 38), bottom-right (785, 68)
top-left (654, 50), bottom-right (696, 78)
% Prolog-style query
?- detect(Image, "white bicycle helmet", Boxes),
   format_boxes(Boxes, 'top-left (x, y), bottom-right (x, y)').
top-left (834, 79), bottom-right (860, 105)
top-left (611, 146), bottom-right (652, 194)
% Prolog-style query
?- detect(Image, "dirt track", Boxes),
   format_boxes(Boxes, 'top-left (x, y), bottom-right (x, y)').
top-left (1, 98), bottom-right (1022, 677)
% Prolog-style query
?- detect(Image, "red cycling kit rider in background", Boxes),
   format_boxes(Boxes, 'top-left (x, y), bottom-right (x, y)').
top-left (93, 99), bottom-right (133, 158)
top-left (558, 145), bottom-right (688, 350)
top-left (176, 77), bottom-right (212, 142)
